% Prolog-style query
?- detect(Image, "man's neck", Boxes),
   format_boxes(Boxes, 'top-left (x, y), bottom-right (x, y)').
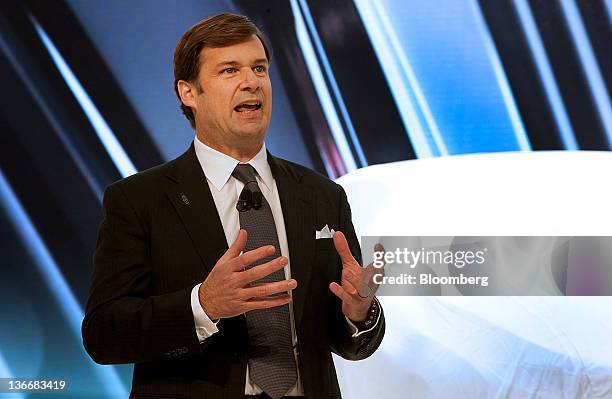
top-left (196, 133), bottom-right (263, 163)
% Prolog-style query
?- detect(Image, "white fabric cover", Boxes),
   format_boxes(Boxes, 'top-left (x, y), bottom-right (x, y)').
top-left (333, 151), bottom-right (612, 399)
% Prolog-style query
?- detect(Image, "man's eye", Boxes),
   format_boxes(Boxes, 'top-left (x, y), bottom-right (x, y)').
top-left (253, 66), bottom-right (267, 73)
top-left (222, 67), bottom-right (237, 74)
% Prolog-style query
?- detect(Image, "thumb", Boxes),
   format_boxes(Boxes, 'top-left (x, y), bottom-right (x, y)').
top-left (219, 229), bottom-right (247, 264)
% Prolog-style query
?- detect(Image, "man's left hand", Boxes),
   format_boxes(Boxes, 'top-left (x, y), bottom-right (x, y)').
top-left (328, 231), bottom-right (377, 322)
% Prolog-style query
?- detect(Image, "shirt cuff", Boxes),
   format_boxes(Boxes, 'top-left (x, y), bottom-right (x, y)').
top-left (191, 283), bottom-right (219, 342)
top-left (344, 297), bottom-right (382, 338)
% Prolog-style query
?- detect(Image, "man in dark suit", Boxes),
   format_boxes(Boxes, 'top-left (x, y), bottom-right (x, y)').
top-left (82, 13), bottom-right (384, 399)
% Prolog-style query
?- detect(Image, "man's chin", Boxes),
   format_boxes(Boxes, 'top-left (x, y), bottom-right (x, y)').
top-left (232, 123), bottom-right (267, 139)
top-left (231, 128), bottom-right (267, 147)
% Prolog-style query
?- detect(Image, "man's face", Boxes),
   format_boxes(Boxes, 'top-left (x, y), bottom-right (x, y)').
top-left (190, 36), bottom-right (272, 150)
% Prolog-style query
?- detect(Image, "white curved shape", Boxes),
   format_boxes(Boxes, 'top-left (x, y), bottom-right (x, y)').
top-left (334, 151), bottom-right (612, 399)
top-left (337, 151), bottom-right (612, 236)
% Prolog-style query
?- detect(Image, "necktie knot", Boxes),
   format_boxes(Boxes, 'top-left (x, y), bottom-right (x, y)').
top-left (233, 164), bottom-right (262, 212)
top-left (232, 164), bottom-right (258, 187)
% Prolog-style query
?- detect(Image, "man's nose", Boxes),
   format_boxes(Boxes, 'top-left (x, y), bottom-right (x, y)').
top-left (238, 68), bottom-right (260, 91)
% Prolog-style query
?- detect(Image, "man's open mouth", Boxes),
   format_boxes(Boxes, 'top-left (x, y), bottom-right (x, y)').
top-left (234, 101), bottom-right (262, 112)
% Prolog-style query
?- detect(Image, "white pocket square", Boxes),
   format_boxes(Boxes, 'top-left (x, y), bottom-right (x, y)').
top-left (316, 224), bottom-right (335, 239)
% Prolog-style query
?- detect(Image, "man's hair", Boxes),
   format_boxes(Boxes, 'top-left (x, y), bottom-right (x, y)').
top-left (173, 13), bottom-right (272, 129)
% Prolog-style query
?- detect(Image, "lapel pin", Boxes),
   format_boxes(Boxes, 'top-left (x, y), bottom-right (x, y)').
top-left (181, 194), bottom-right (190, 206)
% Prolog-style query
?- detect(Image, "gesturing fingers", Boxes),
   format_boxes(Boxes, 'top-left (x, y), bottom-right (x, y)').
top-left (218, 229), bottom-right (247, 265)
top-left (239, 256), bottom-right (288, 285)
top-left (241, 279), bottom-right (297, 300)
top-left (341, 268), bottom-right (361, 296)
top-left (344, 268), bottom-right (376, 299)
top-left (242, 294), bottom-right (292, 313)
top-left (205, 238), bottom-right (297, 319)
top-left (329, 281), bottom-right (349, 302)
top-left (329, 281), bottom-right (361, 305)
top-left (333, 231), bottom-right (358, 267)
top-left (229, 244), bottom-right (276, 272)
top-left (360, 243), bottom-right (385, 297)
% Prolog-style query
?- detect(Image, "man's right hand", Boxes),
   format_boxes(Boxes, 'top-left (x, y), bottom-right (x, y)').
top-left (198, 229), bottom-right (297, 320)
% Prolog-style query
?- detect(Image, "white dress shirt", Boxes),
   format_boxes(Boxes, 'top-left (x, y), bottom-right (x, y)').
top-left (189, 136), bottom-right (374, 396)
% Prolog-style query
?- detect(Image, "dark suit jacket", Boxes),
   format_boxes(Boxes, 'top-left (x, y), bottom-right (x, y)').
top-left (82, 143), bottom-right (385, 398)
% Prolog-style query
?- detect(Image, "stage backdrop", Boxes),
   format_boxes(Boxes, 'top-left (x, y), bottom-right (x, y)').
top-left (0, 0), bottom-right (610, 397)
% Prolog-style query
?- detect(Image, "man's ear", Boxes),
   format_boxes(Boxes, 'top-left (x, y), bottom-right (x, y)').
top-left (177, 80), bottom-right (198, 108)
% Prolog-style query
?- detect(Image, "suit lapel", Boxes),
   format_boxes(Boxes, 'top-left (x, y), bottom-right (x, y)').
top-left (165, 143), bottom-right (228, 275)
top-left (268, 152), bottom-right (315, 330)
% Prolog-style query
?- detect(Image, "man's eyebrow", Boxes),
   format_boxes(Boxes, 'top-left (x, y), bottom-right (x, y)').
top-left (216, 61), bottom-right (239, 68)
top-left (215, 59), bottom-right (269, 68)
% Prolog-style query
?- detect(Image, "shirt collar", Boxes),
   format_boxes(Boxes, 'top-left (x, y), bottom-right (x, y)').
top-left (193, 135), bottom-right (273, 192)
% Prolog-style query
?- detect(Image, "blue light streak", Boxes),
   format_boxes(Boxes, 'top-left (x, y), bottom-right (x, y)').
top-left (353, 0), bottom-right (445, 158)
top-left (33, 19), bottom-right (138, 177)
top-left (0, 351), bottom-right (25, 399)
top-left (297, 0), bottom-right (368, 168)
top-left (290, 0), bottom-right (358, 173)
top-left (513, 0), bottom-right (578, 150)
top-left (470, 0), bottom-right (532, 151)
top-left (0, 25), bottom-right (104, 200)
top-left (559, 0), bottom-right (612, 147)
top-left (0, 169), bottom-right (127, 397)
top-left (604, 0), bottom-right (612, 37)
